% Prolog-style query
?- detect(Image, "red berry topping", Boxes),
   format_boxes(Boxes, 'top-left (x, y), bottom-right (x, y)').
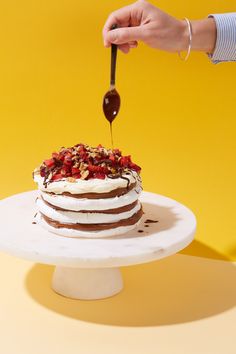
top-left (37, 143), bottom-right (141, 186)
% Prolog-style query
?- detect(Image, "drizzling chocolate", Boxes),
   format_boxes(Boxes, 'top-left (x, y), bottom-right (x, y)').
top-left (103, 89), bottom-right (120, 147)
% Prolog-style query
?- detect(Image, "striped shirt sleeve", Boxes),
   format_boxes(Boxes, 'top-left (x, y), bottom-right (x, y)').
top-left (208, 13), bottom-right (236, 64)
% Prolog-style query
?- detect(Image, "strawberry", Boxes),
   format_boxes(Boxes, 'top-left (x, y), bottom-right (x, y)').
top-left (119, 156), bottom-right (131, 167)
top-left (40, 168), bottom-right (46, 177)
top-left (73, 173), bottom-right (81, 179)
top-left (44, 158), bottom-right (55, 168)
top-left (129, 162), bottom-right (141, 172)
top-left (93, 172), bottom-right (106, 179)
top-left (52, 152), bottom-right (60, 160)
top-left (109, 154), bottom-right (115, 162)
top-left (64, 155), bottom-right (72, 166)
top-left (38, 143), bottom-right (141, 186)
top-left (72, 167), bottom-right (80, 175)
top-left (52, 173), bottom-right (63, 181)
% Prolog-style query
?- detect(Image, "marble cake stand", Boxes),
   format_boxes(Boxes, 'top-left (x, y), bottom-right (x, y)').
top-left (0, 191), bottom-right (196, 300)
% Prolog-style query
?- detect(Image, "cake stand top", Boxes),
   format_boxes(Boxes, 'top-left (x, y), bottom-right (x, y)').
top-left (0, 190), bottom-right (196, 268)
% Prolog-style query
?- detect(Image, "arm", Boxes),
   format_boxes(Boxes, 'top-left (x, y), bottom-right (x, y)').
top-left (102, 0), bottom-right (236, 63)
top-left (208, 13), bottom-right (236, 63)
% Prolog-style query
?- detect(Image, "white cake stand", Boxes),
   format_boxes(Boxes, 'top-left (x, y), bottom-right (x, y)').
top-left (0, 191), bottom-right (196, 300)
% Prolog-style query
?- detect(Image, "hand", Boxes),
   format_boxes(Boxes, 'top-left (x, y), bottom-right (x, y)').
top-left (103, 0), bottom-right (216, 54)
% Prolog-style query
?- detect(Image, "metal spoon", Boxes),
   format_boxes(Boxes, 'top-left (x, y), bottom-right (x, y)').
top-left (102, 24), bottom-right (121, 146)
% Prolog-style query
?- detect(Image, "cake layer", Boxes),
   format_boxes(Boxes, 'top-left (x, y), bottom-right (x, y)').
top-left (41, 184), bottom-right (142, 211)
top-left (42, 198), bottom-right (139, 214)
top-left (48, 182), bottom-right (136, 199)
top-left (34, 172), bottom-right (139, 194)
top-left (36, 197), bottom-right (142, 224)
top-left (35, 212), bottom-right (141, 238)
top-left (40, 207), bottom-right (143, 231)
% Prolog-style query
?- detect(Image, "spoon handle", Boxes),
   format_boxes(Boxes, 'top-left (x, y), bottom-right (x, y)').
top-left (110, 24), bottom-right (118, 88)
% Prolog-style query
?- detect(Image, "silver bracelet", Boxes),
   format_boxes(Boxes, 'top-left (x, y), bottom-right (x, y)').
top-left (178, 18), bottom-right (192, 61)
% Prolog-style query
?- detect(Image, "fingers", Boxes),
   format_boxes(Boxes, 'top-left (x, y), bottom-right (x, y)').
top-left (118, 41), bottom-right (138, 54)
top-left (118, 43), bottom-right (130, 54)
top-left (105, 26), bottom-right (144, 46)
top-left (103, 4), bottom-right (134, 46)
top-left (128, 40), bottom-right (138, 48)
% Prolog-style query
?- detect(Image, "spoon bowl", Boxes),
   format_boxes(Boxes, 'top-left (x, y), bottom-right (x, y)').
top-left (103, 88), bottom-right (120, 123)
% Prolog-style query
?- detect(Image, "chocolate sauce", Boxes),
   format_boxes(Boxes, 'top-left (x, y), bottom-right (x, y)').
top-left (103, 24), bottom-right (120, 147)
top-left (144, 219), bottom-right (159, 223)
top-left (103, 89), bottom-right (120, 147)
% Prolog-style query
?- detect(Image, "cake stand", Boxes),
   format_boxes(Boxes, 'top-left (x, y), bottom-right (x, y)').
top-left (0, 191), bottom-right (196, 300)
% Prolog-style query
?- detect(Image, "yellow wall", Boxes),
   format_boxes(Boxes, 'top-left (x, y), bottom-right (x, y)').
top-left (0, 1), bottom-right (235, 260)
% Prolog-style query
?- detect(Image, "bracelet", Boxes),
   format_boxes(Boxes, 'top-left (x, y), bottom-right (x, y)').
top-left (178, 18), bottom-right (192, 61)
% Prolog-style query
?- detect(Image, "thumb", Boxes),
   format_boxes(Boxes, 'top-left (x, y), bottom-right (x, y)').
top-left (106, 26), bottom-right (144, 45)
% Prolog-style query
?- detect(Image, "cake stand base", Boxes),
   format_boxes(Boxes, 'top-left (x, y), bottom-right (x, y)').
top-left (52, 266), bottom-right (123, 300)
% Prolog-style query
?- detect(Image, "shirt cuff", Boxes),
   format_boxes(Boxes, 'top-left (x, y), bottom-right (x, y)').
top-left (208, 13), bottom-right (236, 64)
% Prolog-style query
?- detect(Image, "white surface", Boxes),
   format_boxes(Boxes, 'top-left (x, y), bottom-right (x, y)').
top-left (34, 171), bottom-right (139, 194)
top-left (36, 197), bottom-right (142, 224)
top-left (0, 190), bottom-right (196, 268)
top-left (52, 266), bottom-right (123, 300)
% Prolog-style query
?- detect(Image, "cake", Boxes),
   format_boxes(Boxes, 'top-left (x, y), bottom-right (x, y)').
top-left (33, 143), bottom-right (143, 238)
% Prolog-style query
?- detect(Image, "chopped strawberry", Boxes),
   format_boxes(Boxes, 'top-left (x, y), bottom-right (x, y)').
top-left (40, 168), bottom-right (46, 177)
top-left (38, 143), bottom-right (141, 185)
top-left (93, 172), bottom-right (106, 179)
top-left (72, 167), bottom-right (80, 175)
top-left (119, 156), bottom-right (131, 167)
top-left (64, 155), bottom-right (72, 166)
top-left (109, 154), bottom-right (115, 162)
top-left (44, 158), bottom-right (55, 168)
top-left (52, 152), bottom-right (60, 160)
top-left (73, 173), bottom-right (81, 179)
top-left (129, 162), bottom-right (141, 172)
top-left (113, 148), bottom-right (121, 155)
top-left (52, 173), bottom-right (63, 181)
top-left (60, 168), bottom-right (70, 176)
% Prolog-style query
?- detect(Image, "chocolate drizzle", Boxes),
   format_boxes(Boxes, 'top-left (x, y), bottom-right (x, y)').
top-left (145, 219), bottom-right (159, 224)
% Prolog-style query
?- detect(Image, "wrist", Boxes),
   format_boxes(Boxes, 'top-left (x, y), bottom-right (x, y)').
top-left (178, 18), bottom-right (216, 54)
top-left (177, 19), bottom-right (190, 52)
top-left (191, 18), bottom-right (216, 53)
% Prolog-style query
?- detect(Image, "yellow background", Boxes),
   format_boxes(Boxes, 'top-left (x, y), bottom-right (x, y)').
top-left (0, 0), bottom-right (235, 261)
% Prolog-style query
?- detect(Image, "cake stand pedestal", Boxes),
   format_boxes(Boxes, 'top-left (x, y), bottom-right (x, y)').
top-left (0, 191), bottom-right (196, 300)
top-left (52, 267), bottom-right (123, 299)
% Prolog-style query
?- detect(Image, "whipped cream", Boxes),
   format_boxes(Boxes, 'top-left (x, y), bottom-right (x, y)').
top-left (41, 185), bottom-right (142, 211)
top-left (36, 213), bottom-right (141, 238)
top-left (36, 197), bottom-right (141, 225)
top-left (34, 171), bottom-right (140, 194)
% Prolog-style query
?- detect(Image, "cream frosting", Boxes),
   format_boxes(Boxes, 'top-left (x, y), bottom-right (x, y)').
top-left (35, 212), bottom-right (142, 238)
top-left (41, 185), bottom-right (142, 211)
top-left (36, 197), bottom-right (141, 224)
top-left (34, 171), bottom-right (139, 194)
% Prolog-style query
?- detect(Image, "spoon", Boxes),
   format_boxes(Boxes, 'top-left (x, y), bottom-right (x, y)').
top-left (103, 24), bottom-right (121, 147)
